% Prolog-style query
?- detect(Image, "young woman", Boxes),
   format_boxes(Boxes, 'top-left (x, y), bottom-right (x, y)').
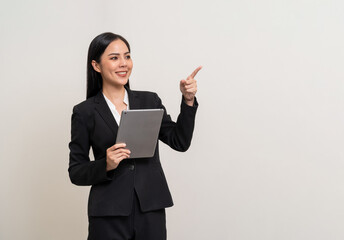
top-left (68, 32), bottom-right (201, 240)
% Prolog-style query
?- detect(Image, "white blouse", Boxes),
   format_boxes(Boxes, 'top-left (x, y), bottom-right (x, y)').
top-left (102, 90), bottom-right (129, 125)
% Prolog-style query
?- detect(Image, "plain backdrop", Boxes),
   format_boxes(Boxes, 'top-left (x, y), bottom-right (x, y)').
top-left (1, 0), bottom-right (343, 239)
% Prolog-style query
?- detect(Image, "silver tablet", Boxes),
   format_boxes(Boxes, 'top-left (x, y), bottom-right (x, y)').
top-left (115, 109), bottom-right (164, 158)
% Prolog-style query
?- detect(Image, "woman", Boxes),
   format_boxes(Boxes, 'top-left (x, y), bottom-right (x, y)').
top-left (69, 32), bottom-right (201, 240)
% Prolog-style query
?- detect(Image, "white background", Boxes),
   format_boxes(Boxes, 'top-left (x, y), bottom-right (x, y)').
top-left (1, 0), bottom-right (343, 239)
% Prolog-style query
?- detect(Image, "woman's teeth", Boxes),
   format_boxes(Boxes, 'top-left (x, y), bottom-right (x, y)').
top-left (117, 72), bottom-right (127, 76)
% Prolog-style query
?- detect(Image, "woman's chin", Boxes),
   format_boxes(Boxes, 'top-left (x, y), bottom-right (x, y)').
top-left (105, 79), bottom-right (128, 88)
top-left (120, 79), bottom-right (129, 86)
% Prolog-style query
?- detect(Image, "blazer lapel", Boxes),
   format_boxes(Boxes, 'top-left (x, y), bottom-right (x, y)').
top-left (126, 86), bottom-right (140, 110)
top-left (93, 87), bottom-right (141, 137)
top-left (94, 92), bottom-right (118, 137)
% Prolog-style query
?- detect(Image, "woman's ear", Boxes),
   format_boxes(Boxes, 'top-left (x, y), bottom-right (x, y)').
top-left (91, 60), bottom-right (101, 73)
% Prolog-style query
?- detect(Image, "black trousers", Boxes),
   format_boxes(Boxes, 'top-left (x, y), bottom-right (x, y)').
top-left (88, 191), bottom-right (166, 240)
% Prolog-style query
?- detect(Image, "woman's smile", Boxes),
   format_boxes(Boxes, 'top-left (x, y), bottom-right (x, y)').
top-left (116, 71), bottom-right (128, 77)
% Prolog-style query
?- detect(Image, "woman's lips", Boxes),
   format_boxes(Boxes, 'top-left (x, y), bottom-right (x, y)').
top-left (116, 71), bottom-right (127, 77)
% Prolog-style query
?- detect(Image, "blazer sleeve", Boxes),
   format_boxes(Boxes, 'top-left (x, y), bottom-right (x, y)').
top-left (156, 93), bottom-right (198, 152)
top-left (68, 105), bottom-right (112, 186)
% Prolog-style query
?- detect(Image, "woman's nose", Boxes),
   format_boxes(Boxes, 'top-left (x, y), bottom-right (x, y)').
top-left (119, 57), bottom-right (127, 67)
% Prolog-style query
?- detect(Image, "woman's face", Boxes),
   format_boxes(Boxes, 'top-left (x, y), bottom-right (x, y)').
top-left (92, 39), bottom-right (133, 87)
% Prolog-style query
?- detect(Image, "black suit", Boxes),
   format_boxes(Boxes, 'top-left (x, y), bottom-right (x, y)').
top-left (68, 87), bottom-right (198, 217)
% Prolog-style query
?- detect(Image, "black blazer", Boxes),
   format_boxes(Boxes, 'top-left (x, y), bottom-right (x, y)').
top-left (68, 87), bottom-right (198, 216)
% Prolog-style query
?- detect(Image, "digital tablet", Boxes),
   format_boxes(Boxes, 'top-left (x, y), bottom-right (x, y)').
top-left (115, 109), bottom-right (164, 158)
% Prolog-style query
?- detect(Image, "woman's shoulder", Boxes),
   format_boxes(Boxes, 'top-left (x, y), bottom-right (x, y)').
top-left (129, 89), bottom-right (162, 106)
top-left (130, 89), bottom-right (160, 100)
top-left (72, 94), bottom-right (99, 114)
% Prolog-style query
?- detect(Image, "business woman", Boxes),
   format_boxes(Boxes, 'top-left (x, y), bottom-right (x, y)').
top-left (68, 32), bottom-right (201, 240)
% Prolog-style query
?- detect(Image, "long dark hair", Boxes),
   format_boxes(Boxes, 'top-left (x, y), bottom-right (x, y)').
top-left (86, 32), bottom-right (131, 99)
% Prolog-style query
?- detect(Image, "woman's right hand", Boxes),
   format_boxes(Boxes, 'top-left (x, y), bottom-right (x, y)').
top-left (106, 143), bottom-right (131, 171)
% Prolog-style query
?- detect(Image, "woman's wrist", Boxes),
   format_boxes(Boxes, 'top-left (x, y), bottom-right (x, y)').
top-left (183, 97), bottom-right (195, 106)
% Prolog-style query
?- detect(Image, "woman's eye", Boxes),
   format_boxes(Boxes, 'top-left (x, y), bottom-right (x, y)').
top-left (125, 55), bottom-right (131, 59)
top-left (111, 57), bottom-right (118, 60)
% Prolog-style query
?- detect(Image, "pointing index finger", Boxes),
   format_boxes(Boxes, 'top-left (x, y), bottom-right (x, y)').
top-left (189, 66), bottom-right (202, 79)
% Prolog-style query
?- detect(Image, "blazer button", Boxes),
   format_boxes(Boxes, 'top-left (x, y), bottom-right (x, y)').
top-left (129, 165), bottom-right (135, 170)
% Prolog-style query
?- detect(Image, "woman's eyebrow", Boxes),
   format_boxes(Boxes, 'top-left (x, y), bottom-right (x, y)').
top-left (108, 52), bottom-right (130, 56)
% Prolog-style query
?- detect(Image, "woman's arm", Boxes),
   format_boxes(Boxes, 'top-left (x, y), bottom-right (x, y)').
top-left (68, 105), bottom-right (112, 186)
top-left (157, 94), bottom-right (198, 152)
top-left (158, 66), bottom-right (201, 151)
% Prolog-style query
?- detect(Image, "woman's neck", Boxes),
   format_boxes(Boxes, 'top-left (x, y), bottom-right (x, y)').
top-left (102, 83), bottom-right (125, 104)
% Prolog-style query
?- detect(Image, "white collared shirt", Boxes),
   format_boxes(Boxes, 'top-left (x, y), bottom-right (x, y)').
top-left (102, 90), bottom-right (130, 125)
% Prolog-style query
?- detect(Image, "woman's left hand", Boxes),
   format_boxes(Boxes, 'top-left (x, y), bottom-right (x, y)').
top-left (180, 66), bottom-right (202, 106)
